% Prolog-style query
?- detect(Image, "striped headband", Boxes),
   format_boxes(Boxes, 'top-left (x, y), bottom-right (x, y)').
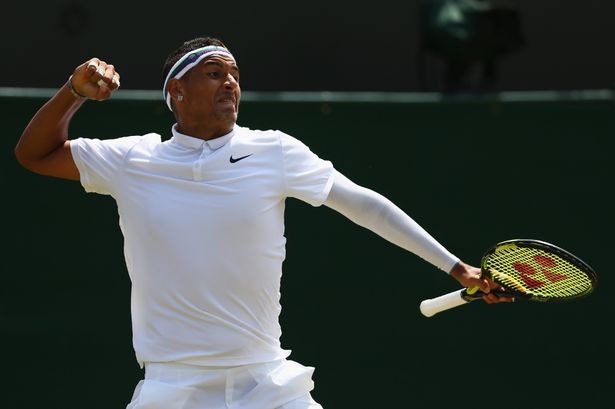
top-left (163, 45), bottom-right (236, 111)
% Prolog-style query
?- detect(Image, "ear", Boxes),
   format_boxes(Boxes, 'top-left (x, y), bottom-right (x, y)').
top-left (167, 78), bottom-right (184, 102)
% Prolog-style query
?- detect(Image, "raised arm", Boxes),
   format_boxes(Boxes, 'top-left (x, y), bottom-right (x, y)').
top-left (14, 58), bottom-right (120, 180)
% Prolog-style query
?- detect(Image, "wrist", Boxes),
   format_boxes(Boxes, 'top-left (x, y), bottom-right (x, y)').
top-left (448, 260), bottom-right (463, 278)
top-left (67, 75), bottom-right (87, 99)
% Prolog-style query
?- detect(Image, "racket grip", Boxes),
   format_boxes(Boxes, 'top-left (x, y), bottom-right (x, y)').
top-left (419, 288), bottom-right (469, 317)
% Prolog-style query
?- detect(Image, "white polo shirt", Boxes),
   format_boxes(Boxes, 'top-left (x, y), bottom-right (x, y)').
top-left (70, 124), bottom-right (335, 367)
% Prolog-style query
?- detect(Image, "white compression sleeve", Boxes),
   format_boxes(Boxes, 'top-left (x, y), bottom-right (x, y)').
top-left (323, 170), bottom-right (460, 273)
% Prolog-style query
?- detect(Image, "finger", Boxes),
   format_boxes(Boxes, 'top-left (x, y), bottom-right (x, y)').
top-left (479, 278), bottom-right (491, 294)
top-left (94, 62), bottom-right (107, 81)
top-left (97, 78), bottom-right (119, 91)
top-left (96, 68), bottom-right (119, 99)
top-left (105, 68), bottom-right (120, 90)
top-left (84, 58), bottom-right (101, 79)
top-left (93, 80), bottom-right (113, 101)
top-left (97, 64), bottom-right (116, 88)
top-left (97, 85), bottom-right (113, 100)
top-left (483, 292), bottom-right (515, 303)
top-left (500, 295), bottom-right (515, 303)
top-left (112, 72), bottom-right (120, 88)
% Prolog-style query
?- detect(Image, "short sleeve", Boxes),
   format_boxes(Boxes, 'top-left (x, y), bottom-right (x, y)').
top-left (70, 134), bottom-right (159, 195)
top-left (280, 132), bottom-right (334, 206)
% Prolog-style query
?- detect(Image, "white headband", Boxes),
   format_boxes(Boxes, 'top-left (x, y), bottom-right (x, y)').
top-left (163, 45), bottom-right (236, 111)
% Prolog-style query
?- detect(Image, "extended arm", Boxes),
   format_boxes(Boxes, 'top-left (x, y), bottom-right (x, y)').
top-left (324, 170), bottom-right (511, 302)
top-left (14, 58), bottom-right (120, 180)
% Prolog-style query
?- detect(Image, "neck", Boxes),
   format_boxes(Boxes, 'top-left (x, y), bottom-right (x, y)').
top-left (176, 120), bottom-right (235, 141)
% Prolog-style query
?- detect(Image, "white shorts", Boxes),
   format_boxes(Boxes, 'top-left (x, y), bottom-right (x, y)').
top-left (126, 359), bottom-right (323, 409)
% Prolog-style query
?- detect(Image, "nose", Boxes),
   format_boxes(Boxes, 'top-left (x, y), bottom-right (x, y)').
top-left (224, 73), bottom-right (239, 88)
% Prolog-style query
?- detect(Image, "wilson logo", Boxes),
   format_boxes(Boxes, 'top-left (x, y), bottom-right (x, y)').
top-left (511, 255), bottom-right (568, 288)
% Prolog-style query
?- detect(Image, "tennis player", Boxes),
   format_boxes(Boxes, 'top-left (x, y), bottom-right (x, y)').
top-left (14, 36), bottom-right (512, 409)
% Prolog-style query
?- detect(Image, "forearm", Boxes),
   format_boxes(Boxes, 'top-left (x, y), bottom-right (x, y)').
top-left (323, 170), bottom-right (459, 273)
top-left (15, 81), bottom-right (85, 169)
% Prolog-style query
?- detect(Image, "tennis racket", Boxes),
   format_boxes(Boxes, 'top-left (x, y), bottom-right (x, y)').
top-left (420, 239), bottom-right (597, 317)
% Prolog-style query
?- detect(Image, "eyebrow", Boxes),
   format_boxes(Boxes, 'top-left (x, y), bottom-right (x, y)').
top-left (203, 60), bottom-right (240, 73)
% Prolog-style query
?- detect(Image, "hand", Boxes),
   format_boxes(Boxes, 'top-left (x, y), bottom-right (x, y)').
top-left (70, 58), bottom-right (120, 101)
top-left (449, 261), bottom-right (515, 304)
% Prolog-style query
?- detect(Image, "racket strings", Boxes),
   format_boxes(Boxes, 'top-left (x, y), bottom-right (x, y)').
top-left (483, 247), bottom-right (593, 299)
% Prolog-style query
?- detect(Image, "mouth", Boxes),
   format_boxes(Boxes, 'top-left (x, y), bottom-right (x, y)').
top-left (218, 94), bottom-right (237, 106)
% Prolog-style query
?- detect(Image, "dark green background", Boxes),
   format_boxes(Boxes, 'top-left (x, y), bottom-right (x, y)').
top-left (3, 92), bottom-right (613, 408)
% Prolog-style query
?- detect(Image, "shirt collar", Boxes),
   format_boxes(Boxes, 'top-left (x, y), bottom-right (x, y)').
top-left (170, 123), bottom-right (235, 150)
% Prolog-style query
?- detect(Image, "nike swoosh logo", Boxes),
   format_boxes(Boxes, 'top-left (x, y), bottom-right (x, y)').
top-left (229, 154), bottom-right (253, 163)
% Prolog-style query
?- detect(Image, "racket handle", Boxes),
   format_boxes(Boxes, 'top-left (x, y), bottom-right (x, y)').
top-left (419, 288), bottom-right (469, 317)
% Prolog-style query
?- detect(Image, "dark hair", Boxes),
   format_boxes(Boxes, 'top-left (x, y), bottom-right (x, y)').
top-left (162, 36), bottom-right (229, 83)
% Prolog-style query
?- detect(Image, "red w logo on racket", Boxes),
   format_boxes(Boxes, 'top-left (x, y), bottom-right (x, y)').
top-left (512, 255), bottom-right (568, 288)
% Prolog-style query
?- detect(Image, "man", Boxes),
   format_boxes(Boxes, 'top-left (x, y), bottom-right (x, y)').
top-left (15, 36), bottom-right (511, 409)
